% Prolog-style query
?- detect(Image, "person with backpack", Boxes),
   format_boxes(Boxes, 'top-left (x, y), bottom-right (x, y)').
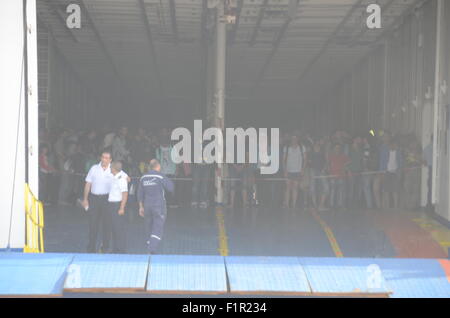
top-left (282, 134), bottom-right (306, 209)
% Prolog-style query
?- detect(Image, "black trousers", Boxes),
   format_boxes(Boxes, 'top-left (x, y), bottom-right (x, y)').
top-left (87, 194), bottom-right (111, 253)
top-left (109, 201), bottom-right (126, 253)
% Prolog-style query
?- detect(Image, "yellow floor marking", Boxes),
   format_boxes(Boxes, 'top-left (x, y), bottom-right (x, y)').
top-left (215, 207), bottom-right (229, 256)
top-left (412, 216), bottom-right (450, 256)
top-left (311, 209), bottom-right (344, 258)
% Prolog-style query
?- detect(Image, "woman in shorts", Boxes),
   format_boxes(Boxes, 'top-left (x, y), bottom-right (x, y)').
top-left (282, 135), bottom-right (306, 209)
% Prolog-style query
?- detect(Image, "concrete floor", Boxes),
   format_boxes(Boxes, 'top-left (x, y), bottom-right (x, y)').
top-left (43, 203), bottom-right (449, 259)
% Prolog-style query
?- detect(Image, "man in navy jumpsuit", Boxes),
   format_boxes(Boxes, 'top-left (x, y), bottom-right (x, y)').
top-left (137, 159), bottom-right (174, 254)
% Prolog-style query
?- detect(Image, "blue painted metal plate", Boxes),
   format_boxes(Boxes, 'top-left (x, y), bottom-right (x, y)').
top-left (64, 254), bottom-right (149, 291)
top-left (0, 253), bottom-right (73, 296)
top-left (225, 256), bottom-right (311, 294)
top-left (374, 258), bottom-right (450, 298)
top-left (146, 255), bottom-right (227, 293)
top-left (299, 257), bottom-right (391, 295)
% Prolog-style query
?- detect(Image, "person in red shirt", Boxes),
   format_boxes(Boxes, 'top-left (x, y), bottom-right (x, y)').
top-left (327, 144), bottom-right (350, 209)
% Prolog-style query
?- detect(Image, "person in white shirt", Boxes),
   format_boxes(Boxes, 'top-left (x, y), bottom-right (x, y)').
top-left (82, 151), bottom-right (113, 253)
top-left (382, 141), bottom-right (403, 209)
top-left (108, 161), bottom-right (129, 254)
top-left (282, 135), bottom-right (306, 209)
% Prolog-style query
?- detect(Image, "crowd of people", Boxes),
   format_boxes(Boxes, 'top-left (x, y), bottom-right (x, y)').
top-left (39, 125), bottom-right (432, 215)
top-left (275, 130), bottom-right (430, 212)
top-left (39, 126), bottom-right (183, 211)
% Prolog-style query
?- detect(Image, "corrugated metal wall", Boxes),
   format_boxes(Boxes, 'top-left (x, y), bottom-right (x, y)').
top-left (319, 0), bottom-right (450, 220)
top-left (37, 25), bottom-right (104, 131)
top-left (436, 0), bottom-right (450, 220)
top-left (320, 0), bottom-right (438, 140)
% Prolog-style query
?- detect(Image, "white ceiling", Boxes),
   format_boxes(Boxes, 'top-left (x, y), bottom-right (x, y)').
top-left (37, 0), bottom-right (423, 107)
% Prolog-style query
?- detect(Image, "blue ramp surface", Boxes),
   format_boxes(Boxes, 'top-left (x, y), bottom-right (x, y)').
top-left (146, 255), bottom-right (227, 294)
top-left (0, 253), bottom-right (73, 296)
top-left (299, 257), bottom-right (391, 296)
top-left (226, 256), bottom-right (311, 295)
top-left (64, 254), bottom-right (149, 292)
top-left (375, 258), bottom-right (450, 298)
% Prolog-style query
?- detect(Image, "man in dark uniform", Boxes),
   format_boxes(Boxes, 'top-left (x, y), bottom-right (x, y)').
top-left (137, 159), bottom-right (174, 254)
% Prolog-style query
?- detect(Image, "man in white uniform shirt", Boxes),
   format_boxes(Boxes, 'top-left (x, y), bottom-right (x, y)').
top-left (108, 161), bottom-right (129, 253)
top-left (82, 151), bottom-right (114, 253)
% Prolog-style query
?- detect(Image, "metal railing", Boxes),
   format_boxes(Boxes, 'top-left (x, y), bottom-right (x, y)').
top-left (24, 184), bottom-right (45, 253)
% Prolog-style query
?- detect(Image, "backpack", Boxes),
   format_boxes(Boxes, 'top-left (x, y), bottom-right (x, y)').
top-left (284, 145), bottom-right (304, 170)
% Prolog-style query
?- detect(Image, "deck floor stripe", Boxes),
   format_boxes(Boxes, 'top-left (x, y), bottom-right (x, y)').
top-left (439, 259), bottom-right (450, 283)
top-left (376, 214), bottom-right (447, 258)
top-left (412, 217), bottom-right (450, 256)
top-left (215, 207), bottom-right (229, 256)
top-left (310, 209), bottom-right (344, 257)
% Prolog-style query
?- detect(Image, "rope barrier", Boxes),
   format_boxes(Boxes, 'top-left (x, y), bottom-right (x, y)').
top-left (49, 166), bottom-right (422, 182)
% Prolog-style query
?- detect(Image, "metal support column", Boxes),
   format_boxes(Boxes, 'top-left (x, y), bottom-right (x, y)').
top-left (432, 0), bottom-right (443, 205)
top-left (214, 1), bottom-right (226, 204)
top-left (25, 0), bottom-right (39, 197)
top-left (383, 39), bottom-right (389, 130)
